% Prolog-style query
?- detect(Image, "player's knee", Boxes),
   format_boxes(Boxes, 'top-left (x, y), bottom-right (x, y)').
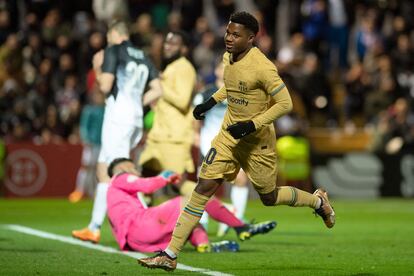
top-left (194, 178), bottom-right (223, 197)
top-left (260, 198), bottom-right (276, 206)
top-left (259, 190), bottom-right (277, 206)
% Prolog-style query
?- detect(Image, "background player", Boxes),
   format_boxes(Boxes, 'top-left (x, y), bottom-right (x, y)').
top-left (68, 90), bottom-right (105, 203)
top-left (72, 21), bottom-right (162, 243)
top-left (139, 31), bottom-right (197, 197)
top-left (106, 158), bottom-right (275, 255)
top-left (138, 11), bottom-right (336, 271)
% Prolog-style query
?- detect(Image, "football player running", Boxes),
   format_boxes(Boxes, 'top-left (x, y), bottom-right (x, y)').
top-left (138, 11), bottom-right (335, 271)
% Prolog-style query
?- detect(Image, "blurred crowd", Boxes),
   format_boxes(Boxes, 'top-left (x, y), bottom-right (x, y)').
top-left (0, 0), bottom-right (413, 153)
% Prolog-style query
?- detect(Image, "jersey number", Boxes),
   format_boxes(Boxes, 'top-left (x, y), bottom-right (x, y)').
top-left (125, 62), bottom-right (149, 96)
top-left (205, 148), bottom-right (217, 165)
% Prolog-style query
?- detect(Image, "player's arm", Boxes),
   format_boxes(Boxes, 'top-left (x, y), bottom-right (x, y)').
top-left (143, 57), bottom-right (163, 106)
top-left (162, 63), bottom-right (196, 113)
top-left (95, 47), bottom-right (117, 94)
top-left (112, 172), bottom-right (180, 194)
top-left (252, 86), bottom-right (292, 129)
top-left (143, 78), bottom-right (163, 106)
top-left (252, 69), bottom-right (293, 130)
top-left (226, 66), bottom-right (292, 139)
top-left (212, 85), bottom-right (227, 103)
top-left (193, 86), bottom-right (226, 120)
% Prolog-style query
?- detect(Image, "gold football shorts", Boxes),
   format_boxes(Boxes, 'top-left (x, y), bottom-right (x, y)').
top-left (199, 135), bottom-right (277, 194)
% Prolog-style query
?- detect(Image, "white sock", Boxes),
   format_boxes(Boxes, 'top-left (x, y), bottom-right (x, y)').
top-left (199, 212), bottom-right (209, 230)
top-left (88, 182), bottom-right (109, 231)
top-left (165, 248), bottom-right (177, 259)
top-left (75, 168), bottom-right (87, 192)
top-left (231, 186), bottom-right (249, 220)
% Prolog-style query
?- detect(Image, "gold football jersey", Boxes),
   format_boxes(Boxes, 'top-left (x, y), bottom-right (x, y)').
top-left (212, 47), bottom-right (290, 152)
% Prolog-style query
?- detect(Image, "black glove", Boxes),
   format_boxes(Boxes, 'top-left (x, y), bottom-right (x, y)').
top-left (193, 97), bottom-right (217, 120)
top-left (226, 121), bottom-right (256, 139)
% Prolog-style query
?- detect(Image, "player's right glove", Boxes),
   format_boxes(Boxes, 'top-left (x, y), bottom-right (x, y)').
top-left (226, 121), bottom-right (256, 139)
top-left (193, 97), bottom-right (217, 120)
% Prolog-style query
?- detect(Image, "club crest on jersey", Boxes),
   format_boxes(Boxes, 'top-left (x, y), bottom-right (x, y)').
top-left (238, 81), bottom-right (247, 92)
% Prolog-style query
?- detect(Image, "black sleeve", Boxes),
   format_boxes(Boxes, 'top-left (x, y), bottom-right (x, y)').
top-left (201, 85), bottom-right (217, 101)
top-left (144, 57), bottom-right (159, 81)
top-left (101, 45), bottom-right (118, 74)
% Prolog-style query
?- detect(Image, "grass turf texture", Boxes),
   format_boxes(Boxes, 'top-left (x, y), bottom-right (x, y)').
top-left (1, 198), bottom-right (413, 275)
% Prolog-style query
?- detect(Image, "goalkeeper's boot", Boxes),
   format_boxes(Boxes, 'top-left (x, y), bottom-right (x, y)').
top-left (313, 188), bottom-right (336, 228)
top-left (72, 227), bottom-right (100, 243)
top-left (236, 220), bottom-right (277, 241)
top-left (137, 251), bottom-right (177, 272)
top-left (197, 241), bottom-right (239, 253)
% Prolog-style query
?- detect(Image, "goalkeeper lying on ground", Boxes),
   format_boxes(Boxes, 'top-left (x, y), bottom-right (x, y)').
top-left (106, 158), bottom-right (276, 253)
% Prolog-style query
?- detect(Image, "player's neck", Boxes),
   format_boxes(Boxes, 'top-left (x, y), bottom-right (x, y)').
top-left (230, 46), bottom-right (253, 63)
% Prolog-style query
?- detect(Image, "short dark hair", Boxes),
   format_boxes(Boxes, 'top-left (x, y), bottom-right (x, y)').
top-left (107, 157), bottom-right (134, 177)
top-left (170, 30), bottom-right (191, 47)
top-left (229, 11), bottom-right (259, 35)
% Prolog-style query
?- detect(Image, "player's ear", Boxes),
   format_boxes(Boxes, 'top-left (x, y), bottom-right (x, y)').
top-left (247, 33), bottom-right (255, 44)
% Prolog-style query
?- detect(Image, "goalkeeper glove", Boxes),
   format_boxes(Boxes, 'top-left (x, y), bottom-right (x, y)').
top-left (226, 121), bottom-right (256, 139)
top-left (193, 97), bottom-right (217, 120)
top-left (159, 170), bottom-right (181, 185)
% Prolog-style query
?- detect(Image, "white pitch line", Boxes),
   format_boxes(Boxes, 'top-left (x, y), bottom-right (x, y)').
top-left (3, 224), bottom-right (233, 276)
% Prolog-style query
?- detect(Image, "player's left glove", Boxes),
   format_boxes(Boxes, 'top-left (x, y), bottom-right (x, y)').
top-left (159, 170), bottom-right (181, 185)
top-left (226, 121), bottom-right (256, 139)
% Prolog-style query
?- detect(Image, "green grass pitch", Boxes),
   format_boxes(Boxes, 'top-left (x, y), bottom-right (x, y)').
top-left (1, 198), bottom-right (413, 275)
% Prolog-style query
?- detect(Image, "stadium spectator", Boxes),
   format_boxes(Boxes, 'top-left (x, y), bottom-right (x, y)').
top-left (0, 9), bottom-right (12, 45)
top-left (301, 0), bottom-right (328, 57)
top-left (36, 104), bottom-right (65, 144)
top-left (326, 0), bottom-right (349, 69)
top-left (106, 158), bottom-right (275, 254)
top-left (0, 1), bottom-right (413, 184)
top-left (130, 13), bottom-right (154, 53)
top-left (344, 61), bottom-right (372, 128)
top-left (294, 52), bottom-right (335, 126)
top-left (371, 98), bottom-right (414, 154)
top-left (92, 0), bottom-right (128, 25)
top-left (354, 15), bottom-right (382, 62)
top-left (391, 33), bottom-right (414, 97)
top-left (192, 30), bottom-right (218, 84)
top-left (364, 54), bottom-right (398, 122)
top-left (191, 16), bottom-right (210, 46)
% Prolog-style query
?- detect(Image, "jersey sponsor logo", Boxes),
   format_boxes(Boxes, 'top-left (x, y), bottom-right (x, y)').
top-left (238, 81), bottom-right (248, 92)
top-left (228, 95), bottom-right (249, 106)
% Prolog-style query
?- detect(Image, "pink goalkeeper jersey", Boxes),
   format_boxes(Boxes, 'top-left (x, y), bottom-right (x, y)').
top-left (106, 173), bottom-right (169, 250)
